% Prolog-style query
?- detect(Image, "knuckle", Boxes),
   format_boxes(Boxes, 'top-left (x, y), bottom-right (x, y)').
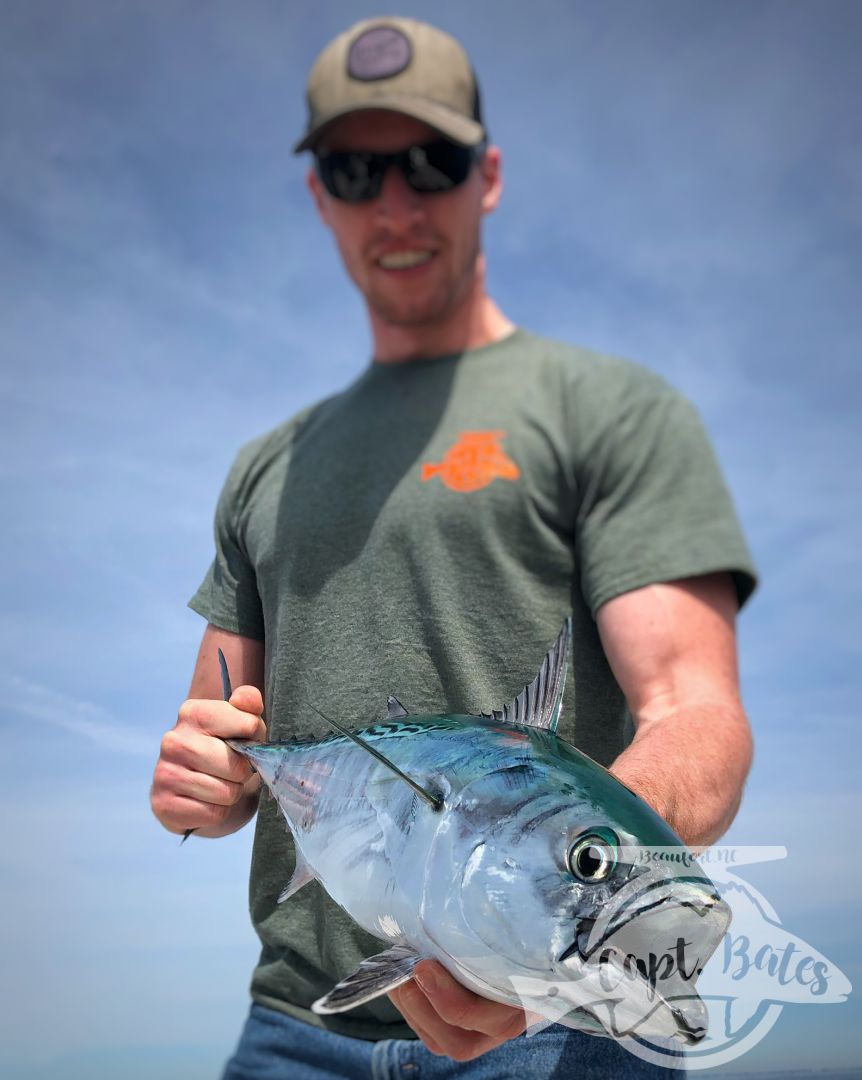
top-left (150, 789), bottom-right (167, 817)
top-left (179, 698), bottom-right (220, 730)
top-left (151, 761), bottom-right (166, 789)
top-left (160, 735), bottom-right (197, 773)
top-left (160, 729), bottom-right (181, 759)
top-left (177, 699), bottom-right (198, 726)
top-left (236, 711), bottom-right (263, 739)
top-left (154, 759), bottom-right (178, 788)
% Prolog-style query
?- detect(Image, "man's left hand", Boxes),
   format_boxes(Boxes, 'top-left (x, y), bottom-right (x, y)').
top-left (388, 960), bottom-right (528, 1060)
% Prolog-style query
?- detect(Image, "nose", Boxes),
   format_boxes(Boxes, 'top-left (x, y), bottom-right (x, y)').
top-left (373, 162), bottom-right (425, 229)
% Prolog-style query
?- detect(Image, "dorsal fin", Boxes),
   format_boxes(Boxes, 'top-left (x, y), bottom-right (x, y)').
top-left (386, 695), bottom-right (408, 719)
top-left (483, 618), bottom-right (571, 733)
top-left (301, 699), bottom-right (444, 812)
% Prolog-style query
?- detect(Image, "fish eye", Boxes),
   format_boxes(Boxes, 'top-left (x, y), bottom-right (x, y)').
top-left (567, 828), bottom-right (619, 883)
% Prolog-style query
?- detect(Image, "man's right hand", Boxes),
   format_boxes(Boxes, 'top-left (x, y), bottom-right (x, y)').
top-left (150, 625), bottom-right (267, 839)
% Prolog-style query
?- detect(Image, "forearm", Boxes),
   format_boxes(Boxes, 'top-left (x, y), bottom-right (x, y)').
top-left (609, 703), bottom-right (753, 849)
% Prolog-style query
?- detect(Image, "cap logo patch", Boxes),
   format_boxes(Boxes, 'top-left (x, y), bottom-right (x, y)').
top-left (347, 26), bottom-right (412, 82)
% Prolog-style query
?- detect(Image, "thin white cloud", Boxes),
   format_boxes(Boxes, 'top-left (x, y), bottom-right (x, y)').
top-left (0, 3), bottom-right (859, 1072)
top-left (6, 674), bottom-right (153, 757)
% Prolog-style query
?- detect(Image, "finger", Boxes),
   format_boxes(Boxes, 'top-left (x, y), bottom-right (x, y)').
top-left (388, 991), bottom-right (446, 1056)
top-left (413, 961), bottom-right (527, 1038)
top-left (390, 980), bottom-right (507, 1061)
top-left (409, 1021), bottom-right (446, 1057)
top-left (153, 792), bottom-right (233, 835)
top-left (228, 684), bottom-right (265, 717)
top-left (390, 984), bottom-right (455, 1056)
top-left (160, 728), bottom-right (257, 783)
top-left (157, 761), bottom-right (246, 807)
top-left (177, 698), bottom-right (266, 740)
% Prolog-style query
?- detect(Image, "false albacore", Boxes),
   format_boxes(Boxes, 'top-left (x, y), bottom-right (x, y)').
top-left (226, 620), bottom-right (730, 1044)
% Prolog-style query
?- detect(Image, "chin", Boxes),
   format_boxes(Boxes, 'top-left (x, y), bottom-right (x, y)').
top-left (371, 294), bottom-right (455, 328)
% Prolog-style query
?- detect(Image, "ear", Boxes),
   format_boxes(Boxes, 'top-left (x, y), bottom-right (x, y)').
top-left (478, 145), bottom-right (503, 216)
top-left (307, 167), bottom-right (333, 228)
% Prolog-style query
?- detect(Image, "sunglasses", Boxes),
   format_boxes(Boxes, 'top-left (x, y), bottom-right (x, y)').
top-left (314, 138), bottom-right (485, 204)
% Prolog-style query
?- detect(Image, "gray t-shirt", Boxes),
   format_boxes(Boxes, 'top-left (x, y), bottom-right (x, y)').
top-left (189, 327), bottom-right (757, 1040)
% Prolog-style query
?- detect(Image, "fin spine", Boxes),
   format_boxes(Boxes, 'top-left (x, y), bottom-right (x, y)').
top-left (301, 700), bottom-right (443, 812)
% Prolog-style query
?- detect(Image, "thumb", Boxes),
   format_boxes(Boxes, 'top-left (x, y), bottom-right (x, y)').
top-left (228, 684), bottom-right (264, 718)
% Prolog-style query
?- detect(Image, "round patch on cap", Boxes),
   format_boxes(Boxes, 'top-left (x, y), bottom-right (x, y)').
top-left (347, 26), bottom-right (412, 82)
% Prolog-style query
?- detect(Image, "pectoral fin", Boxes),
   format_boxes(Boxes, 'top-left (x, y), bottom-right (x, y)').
top-left (277, 849), bottom-right (316, 903)
top-left (311, 944), bottom-right (424, 1014)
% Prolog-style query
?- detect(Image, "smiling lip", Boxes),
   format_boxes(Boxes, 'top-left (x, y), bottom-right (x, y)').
top-left (373, 247), bottom-right (439, 275)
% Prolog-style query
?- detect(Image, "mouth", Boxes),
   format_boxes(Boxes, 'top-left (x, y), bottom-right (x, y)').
top-left (557, 878), bottom-right (731, 1043)
top-left (374, 248), bottom-right (438, 275)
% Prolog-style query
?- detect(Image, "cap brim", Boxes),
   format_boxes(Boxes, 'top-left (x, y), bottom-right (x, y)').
top-left (292, 96), bottom-right (485, 154)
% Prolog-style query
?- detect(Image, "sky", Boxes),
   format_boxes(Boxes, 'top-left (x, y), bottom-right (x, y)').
top-left (0, 1), bottom-right (860, 1077)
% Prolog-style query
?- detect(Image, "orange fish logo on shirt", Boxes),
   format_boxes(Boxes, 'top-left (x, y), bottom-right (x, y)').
top-left (421, 431), bottom-right (521, 493)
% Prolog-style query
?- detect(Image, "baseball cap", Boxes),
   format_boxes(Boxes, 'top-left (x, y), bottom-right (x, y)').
top-left (293, 16), bottom-right (486, 154)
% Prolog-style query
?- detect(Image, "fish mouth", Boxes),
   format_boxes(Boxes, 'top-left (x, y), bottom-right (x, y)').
top-left (557, 876), bottom-right (730, 1043)
top-left (562, 974), bottom-right (710, 1045)
top-left (559, 876), bottom-right (728, 963)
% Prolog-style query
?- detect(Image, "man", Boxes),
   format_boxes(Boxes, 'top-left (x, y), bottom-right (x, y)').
top-left (150, 16), bottom-right (757, 1078)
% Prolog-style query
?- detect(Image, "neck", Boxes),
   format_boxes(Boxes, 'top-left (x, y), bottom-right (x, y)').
top-left (368, 256), bottom-right (516, 364)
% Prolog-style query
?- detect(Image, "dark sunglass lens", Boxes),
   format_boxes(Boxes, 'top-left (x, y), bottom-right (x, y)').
top-left (317, 141), bottom-right (478, 201)
top-left (405, 140), bottom-right (474, 193)
top-left (318, 151), bottom-right (382, 203)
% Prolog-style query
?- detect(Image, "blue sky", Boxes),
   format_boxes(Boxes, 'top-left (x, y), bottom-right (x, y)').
top-left (1, 1), bottom-right (859, 1076)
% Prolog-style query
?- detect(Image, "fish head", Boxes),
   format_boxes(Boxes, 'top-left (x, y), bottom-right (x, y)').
top-left (444, 757), bottom-right (730, 1043)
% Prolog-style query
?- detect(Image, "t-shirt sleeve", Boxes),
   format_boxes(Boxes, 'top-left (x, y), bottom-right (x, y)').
top-left (187, 447), bottom-right (266, 641)
top-left (575, 379), bottom-right (757, 617)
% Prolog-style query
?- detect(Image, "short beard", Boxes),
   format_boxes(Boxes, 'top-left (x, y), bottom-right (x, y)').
top-left (367, 231), bottom-right (481, 329)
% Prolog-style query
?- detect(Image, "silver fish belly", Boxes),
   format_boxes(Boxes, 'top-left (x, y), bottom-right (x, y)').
top-left (228, 620), bottom-right (730, 1044)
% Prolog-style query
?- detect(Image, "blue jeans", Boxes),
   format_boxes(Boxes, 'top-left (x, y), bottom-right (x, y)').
top-left (222, 1003), bottom-right (686, 1079)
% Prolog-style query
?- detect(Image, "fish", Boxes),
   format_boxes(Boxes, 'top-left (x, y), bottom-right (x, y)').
top-left (421, 430), bottom-right (520, 492)
top-left (226, 620), bottom-right (731, 1044)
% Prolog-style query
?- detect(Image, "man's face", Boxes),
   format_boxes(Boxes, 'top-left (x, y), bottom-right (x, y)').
top-left (307, 111), bottom-right (502, 329)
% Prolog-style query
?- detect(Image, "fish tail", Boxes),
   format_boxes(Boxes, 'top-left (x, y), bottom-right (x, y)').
top-left (498, 459), bottom-right (521, 480)
top-left (421, 463), bottom-right (440, 481)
